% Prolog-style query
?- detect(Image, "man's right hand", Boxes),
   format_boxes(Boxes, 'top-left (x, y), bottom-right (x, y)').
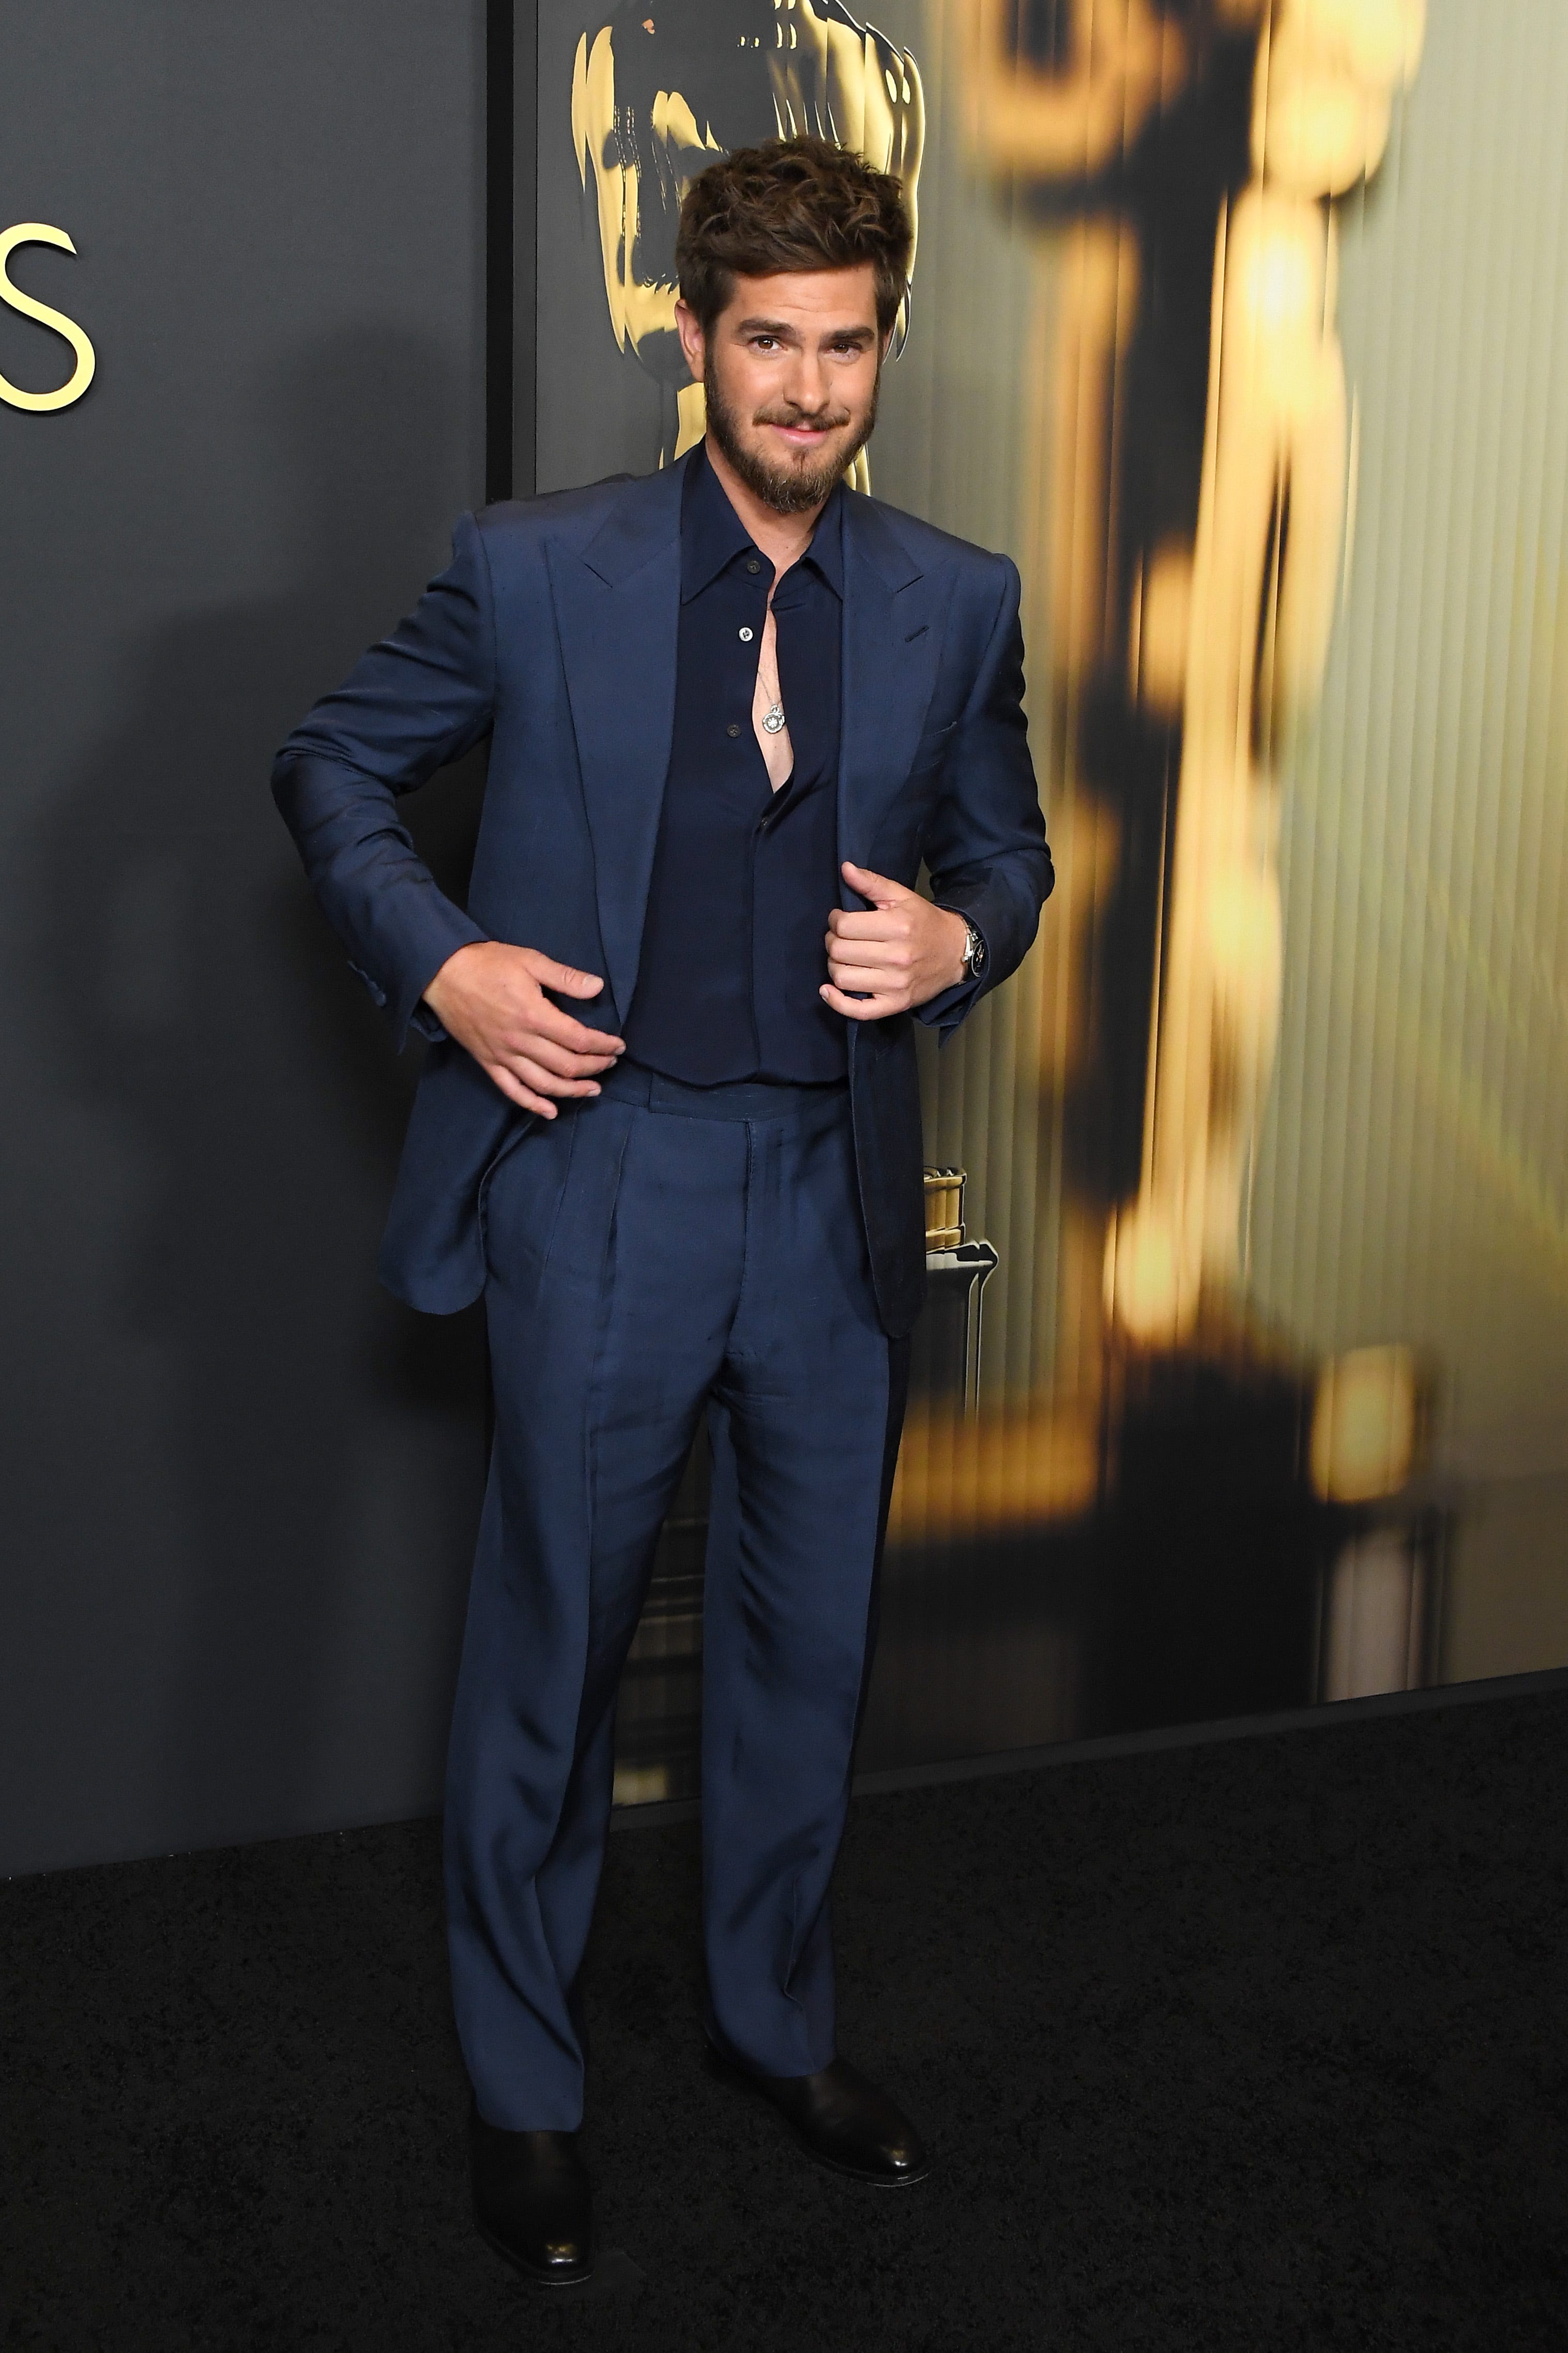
top-left (422, 942), bottom-right (625, 1118)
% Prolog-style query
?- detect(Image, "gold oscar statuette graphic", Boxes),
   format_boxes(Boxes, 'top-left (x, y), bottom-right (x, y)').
top-left (884, 0), bottom-right (1430, 1589)
top-left (1106, 0), bottom-right (1426, 1349)
top-left (0, 223), bottom-right (96, 413)
top-left (962, 0), bottom-right (1423, 1353)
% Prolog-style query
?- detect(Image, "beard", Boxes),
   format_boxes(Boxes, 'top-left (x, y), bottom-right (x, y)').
top-left (703, 356), bottom-right (880, 514)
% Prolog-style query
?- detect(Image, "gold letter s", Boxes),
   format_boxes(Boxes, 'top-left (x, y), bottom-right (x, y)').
top-left (0, 223), bottom-right (96, 412)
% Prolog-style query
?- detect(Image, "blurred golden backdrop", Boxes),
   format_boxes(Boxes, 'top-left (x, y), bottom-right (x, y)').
top-left (537, 0), bottom-right (1568, 1789)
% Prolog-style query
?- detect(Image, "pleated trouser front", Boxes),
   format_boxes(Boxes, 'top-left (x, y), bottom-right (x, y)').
top-left (443, 1064), bottom-right (906, 2131)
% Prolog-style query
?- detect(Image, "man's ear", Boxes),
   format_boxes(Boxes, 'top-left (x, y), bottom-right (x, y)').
top-left (674, 298), bottom-right (706, 383)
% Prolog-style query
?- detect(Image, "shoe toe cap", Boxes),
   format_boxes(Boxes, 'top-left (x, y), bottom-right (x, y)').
top-left (539, 2237), bottom-right (593, 2279)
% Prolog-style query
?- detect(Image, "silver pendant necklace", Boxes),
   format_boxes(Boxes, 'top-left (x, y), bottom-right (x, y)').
top-left (762, 700), bottom-right (787, 735)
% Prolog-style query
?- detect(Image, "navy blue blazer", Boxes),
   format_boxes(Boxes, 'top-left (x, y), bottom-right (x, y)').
top-left (272, 454), bottom-right (1052, 1338)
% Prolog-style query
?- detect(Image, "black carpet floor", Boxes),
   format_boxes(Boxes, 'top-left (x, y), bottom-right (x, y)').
top-left (5, 1689), bottom-right (1566, 2352)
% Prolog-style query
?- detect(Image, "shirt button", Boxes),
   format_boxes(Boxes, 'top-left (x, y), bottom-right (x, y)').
top-left (745, 559), bottom-right (761, 575)
top-left (738, 626), bottom-right (754, 642)
top-left (726, 722), bottom-right (741, 738)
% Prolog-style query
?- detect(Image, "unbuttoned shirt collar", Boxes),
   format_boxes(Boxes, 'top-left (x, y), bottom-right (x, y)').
top-left (681, 438), bottom-right (845, 604)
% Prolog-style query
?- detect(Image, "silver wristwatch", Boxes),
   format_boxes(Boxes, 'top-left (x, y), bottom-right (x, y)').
top-left (960, 920), bottom-right (986, 981)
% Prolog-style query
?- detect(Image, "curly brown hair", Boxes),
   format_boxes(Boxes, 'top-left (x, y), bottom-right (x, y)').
top-left (676, 136), bottom-right (912, 339)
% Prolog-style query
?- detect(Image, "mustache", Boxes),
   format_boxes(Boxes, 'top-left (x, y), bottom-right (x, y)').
top-left (751, 403), bottom-right (855, 433)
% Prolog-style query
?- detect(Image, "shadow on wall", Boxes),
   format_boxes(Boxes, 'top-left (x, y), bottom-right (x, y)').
top-left (34, 327), bottom-right (489, 1853)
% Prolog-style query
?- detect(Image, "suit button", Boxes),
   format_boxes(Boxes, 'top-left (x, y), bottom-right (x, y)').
top-left (726, 722), bottom-right (741, 737)
top-left (745, 559), bottom-right (761, 574)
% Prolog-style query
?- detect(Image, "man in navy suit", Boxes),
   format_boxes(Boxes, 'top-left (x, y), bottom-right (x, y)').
top-left (275, 138), bottom-right (1051, 2287)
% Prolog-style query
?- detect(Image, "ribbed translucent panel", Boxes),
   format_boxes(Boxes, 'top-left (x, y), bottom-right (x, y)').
top-left (1250, 0), bottom-right (1568, 1484)
top-left (867, 0), bottom-right (1568, 1486)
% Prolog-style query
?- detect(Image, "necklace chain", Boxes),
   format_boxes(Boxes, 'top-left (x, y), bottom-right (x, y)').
top-left (756, 608), bottom-right (786, 738)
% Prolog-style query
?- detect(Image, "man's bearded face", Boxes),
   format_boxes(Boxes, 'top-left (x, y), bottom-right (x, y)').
top-left (693, 266), bottom-right (884, 514)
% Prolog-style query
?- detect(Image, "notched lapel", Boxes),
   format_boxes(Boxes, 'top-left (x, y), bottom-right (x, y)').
top-left (547, 465), bottom-right (686, 1022)
top-left (839, 498), bottom-right (944, 897)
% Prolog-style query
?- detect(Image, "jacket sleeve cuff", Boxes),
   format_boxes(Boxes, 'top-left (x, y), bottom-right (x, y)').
top-left (385, 900), bottom-right (489, 1051)
top-left (915, 910), bottom-right (990, 1038)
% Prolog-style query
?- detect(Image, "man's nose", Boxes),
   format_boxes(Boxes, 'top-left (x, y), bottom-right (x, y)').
top-left (782, 349), bottom-right (831, 413)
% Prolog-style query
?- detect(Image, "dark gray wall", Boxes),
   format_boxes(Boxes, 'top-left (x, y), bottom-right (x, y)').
top-left (1, 2), bottom-right (491, 1876)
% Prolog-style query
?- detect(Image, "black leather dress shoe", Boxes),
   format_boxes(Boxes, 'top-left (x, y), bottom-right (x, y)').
top-left (707, 2048), bottom-right (930, 2186)
top-left (469, 2106), bottom-right (594, 2286)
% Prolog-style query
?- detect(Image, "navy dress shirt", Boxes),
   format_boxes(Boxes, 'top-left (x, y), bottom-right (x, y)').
top-left (622, 443), bottom-right (848, 1085)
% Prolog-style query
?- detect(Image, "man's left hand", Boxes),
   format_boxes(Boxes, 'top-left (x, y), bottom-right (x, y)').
top-left (821, 863), bottom-right (972, 1020)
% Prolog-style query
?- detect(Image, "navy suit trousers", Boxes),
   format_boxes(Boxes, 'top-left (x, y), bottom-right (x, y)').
top-left (443, 1064), bottom-right (907, 2131)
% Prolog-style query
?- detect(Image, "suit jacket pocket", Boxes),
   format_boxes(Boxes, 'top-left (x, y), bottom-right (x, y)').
top-left (907, 718), bottom-right (959, 771)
